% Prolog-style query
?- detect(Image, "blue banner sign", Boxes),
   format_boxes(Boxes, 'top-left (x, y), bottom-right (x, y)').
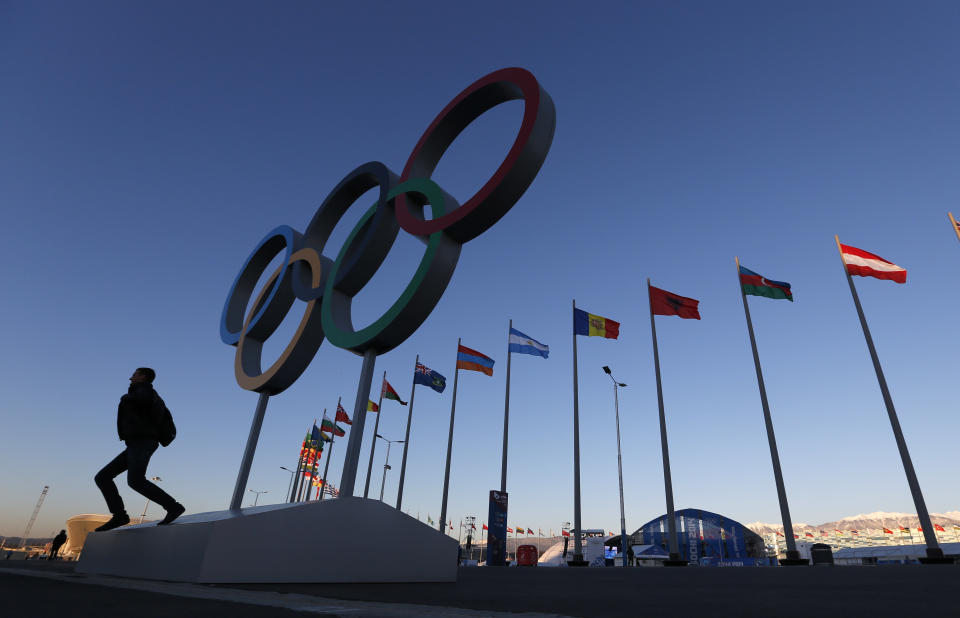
top-left (486, 490), bottom-right (508, 566)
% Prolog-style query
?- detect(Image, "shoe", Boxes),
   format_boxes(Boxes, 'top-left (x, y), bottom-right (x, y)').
top-left (94, 512), bottom-right (130, 532)
top-left (157, 503), bottom-right (185, 526)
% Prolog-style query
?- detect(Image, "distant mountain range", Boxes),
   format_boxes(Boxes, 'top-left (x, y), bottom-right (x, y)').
top-left (1, 536), bottom-right (53, 549)
top-left (746, 511), bottom-right (960, 536)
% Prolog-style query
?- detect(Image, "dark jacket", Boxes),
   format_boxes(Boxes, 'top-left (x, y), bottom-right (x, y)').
top-left (51, 532), bottom-right (67, 549)
top-left (117, 382), bottom-right (161, 441)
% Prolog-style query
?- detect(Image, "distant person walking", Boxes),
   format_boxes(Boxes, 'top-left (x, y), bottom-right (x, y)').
top-left (94, 368), bottom-right (184, 531)
top-left (49, 530), bottom-right (67, 560)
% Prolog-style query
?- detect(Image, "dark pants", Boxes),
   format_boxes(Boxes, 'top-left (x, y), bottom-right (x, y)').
top-left (95, 438), bottom-right (175, 515)
top-left (49, 545), bottom-right (63, 560)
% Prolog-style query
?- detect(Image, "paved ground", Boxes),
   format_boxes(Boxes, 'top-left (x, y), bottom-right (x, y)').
top-left (3, 560), bottom-right (959, 617)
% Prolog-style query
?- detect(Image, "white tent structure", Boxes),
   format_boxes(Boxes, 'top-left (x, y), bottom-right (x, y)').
top-left (538, 535), bottom-right (611, 567)
top-left (833, 542), bottom-right (960, 565)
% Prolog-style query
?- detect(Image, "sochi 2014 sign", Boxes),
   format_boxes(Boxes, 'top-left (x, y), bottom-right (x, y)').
top-left (220, 68), bottom-right (555, 394)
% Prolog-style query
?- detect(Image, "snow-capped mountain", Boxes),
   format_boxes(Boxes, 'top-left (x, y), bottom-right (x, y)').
top-left (746, 511), bottom-right (960, 536)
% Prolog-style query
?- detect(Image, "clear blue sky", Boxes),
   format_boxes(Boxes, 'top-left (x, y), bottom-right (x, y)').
top-left (2, 1), bottom-right (959, 539)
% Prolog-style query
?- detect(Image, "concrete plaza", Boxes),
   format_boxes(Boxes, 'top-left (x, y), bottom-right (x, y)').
top-left (2, 559), bottom-right (957, 617)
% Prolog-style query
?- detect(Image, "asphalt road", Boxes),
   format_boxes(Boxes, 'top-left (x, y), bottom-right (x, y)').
top-left (0, 571), bottom-right (314, 618)
top-left (228, 563), bottom-right (960, 617)
top-left (3, 560), bottom-right (959, 617)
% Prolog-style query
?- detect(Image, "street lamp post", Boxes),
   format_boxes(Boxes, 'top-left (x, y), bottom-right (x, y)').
top-left (139, 476), bottom-right (162, 523)
top-left (280, 466), bottom-right (297, 500)
top-left (248, 489), bottom-right (269, 507)
top-left (376, 434), bottom-right (405, 502)
top-left (603, 366), bottom-right (629, 567)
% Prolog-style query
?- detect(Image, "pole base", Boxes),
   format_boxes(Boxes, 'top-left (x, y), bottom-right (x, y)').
top-left (919, 547), bottom-right (954, 564)
top-left (779, 550), bottom-right (809, 566)
top-left (663, 554), bottom-right (688, 567)
top-left (918, 556), bottom-right (954, 565)
top-left (567, 559), bottom-right (589, 567)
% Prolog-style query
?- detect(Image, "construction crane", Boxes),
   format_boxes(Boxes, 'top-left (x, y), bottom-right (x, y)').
top-left (20, 485), bottom-right (49, 548)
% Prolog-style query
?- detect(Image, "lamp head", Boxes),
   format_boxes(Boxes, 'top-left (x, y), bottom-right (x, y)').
top-left (618, 383), bottom-right (627, 387)
top-left (602, 366), bottom-right (612, 374)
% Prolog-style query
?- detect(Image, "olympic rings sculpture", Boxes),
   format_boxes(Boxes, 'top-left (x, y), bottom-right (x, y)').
top-left (220, 68), bottom-right (556, 395)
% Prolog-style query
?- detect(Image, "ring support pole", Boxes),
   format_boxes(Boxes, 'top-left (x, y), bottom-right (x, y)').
top-left (230, 392), bottom-right (270, 511)
top-left (340, 349), bottom-right (377, 498)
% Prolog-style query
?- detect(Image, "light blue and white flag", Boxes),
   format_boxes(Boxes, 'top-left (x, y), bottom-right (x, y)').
top-left (508, 327), bottom-right (549, 358)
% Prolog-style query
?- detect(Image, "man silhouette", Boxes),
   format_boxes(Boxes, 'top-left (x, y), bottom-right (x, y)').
top-left (94, 368), bottom-right (184, 531)
top-left (49, 530), bottom-right (67, 560)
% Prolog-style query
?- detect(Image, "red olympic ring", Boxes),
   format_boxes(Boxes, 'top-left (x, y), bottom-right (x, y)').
top-left (395, 67), bottom-right (556, 243)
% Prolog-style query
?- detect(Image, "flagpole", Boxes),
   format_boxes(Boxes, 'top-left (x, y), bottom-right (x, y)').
top-left (735, 258), bottom-right (805, 565)
top-left (570, 299), bottom-right (586, 565)
top-left (439, 338), bottom-right (461, 533)
top-left (229, 392), bottom-right (270, 510)
top-left (292, 420), bottom-right (313, 503)
top-left (397, 354), bottom-right (420, 510)
top-left (320, 403), bottom-right (337, 501)
top-left (364, 371), bottom-right (387, 498)
top-left (501, 319), bottom-right (512, 494)
top-left (949, 212), bottom-right (960, 244)
top-left (834, 235), bottom-right (944, 562)
top-left (289, 435), bottom-right (307, 503)
top-left (308, 412), bottom-right (326, 502)
top-left (340, 349), bottom-right (377, 498)
top-left (302, 417), bottom-right (320, 502)
top-left (648, 279), bottom-right (684, 565)
top-left (482, 523), bottom-right (486, 562)
top-left (396, 355), bottom-right (419, 510)
top-left (319, 440), bottom-right (335, 501)
top-left (299, 439), bottom-right (313, 503)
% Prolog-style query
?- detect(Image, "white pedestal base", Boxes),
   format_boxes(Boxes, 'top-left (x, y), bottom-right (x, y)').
top-left (76, 497), bottom-right (458, 583)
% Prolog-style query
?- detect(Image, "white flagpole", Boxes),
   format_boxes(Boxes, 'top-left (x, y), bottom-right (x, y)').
top-left (501, 320), bottom-right (513, 493)
top-left (319, 402), bottom-right (337, 501)
top-left (735, 257), bottom-right (803, 565)
top-left (570, 300), bottom-right (585, 565)
top-left (309, 410), bottom-right (326, 501)
top-left (439, 338), bottom-right (461, 533)
top-left (288, 423), bottom-right (309, 503)
top-left (648, 279), bottom-right (684, 565)
top-left (949, 212), bottom-right (960, 244)
top-left (293, 420), bottom-right (315, 503)
top-left (396, 355), bottom-right (419, 510)
top-left (363, 371), bottom-right (387, 498)
top-left (834, 235), bottom-right (943, 562)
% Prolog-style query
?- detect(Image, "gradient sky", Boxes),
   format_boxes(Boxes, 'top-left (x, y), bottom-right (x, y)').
top-left (2, 1), bottom-right (959, 539)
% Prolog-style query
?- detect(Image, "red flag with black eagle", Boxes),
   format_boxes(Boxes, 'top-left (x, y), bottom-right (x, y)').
top-left (649, 285), bottom-right (701, 319)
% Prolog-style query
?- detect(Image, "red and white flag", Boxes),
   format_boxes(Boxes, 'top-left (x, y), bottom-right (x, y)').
top-left (840, 243), bottom-right (906, 283)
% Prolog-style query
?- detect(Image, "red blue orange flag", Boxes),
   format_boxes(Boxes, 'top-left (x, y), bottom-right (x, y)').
top-left (457, 344), bottom-right (494, 376)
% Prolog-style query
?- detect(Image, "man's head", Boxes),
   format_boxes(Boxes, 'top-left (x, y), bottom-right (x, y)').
top-left (130, 367), bottom-right (156, 384)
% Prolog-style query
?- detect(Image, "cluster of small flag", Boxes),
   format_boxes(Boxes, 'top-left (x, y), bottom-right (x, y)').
top-left (774, 523), bottom-right (957, 538)
top-left (291, 374), bottom-right (414, 485)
